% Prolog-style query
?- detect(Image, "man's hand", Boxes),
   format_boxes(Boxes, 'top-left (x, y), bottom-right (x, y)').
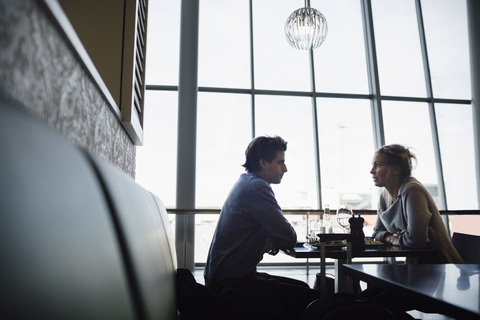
top-left (262, 238), bottom-right (279, 255)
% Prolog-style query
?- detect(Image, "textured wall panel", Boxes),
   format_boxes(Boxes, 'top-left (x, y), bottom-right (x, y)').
top-left (0, 0), bottom-right (136, 177)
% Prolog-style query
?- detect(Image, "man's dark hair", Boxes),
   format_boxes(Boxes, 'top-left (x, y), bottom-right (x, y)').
top-left (242, 136), bottom-right (287, 172)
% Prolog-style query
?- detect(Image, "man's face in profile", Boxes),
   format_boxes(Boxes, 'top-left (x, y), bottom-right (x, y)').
top-left (259, 151), bottom-right (287, 184)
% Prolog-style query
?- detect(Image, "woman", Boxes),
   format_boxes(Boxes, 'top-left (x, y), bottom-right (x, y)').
top-left (370, 144), bottom-right (463, 264)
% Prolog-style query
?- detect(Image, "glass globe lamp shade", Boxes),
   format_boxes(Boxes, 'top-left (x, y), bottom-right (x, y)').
top-left (285, 7), bottom-right (328, 50)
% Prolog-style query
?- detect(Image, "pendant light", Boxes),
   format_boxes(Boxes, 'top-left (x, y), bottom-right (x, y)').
top-left (285, 1), bottom-right (328, 50)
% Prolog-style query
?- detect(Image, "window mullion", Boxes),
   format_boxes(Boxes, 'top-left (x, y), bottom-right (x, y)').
top-left (361, 0), bottom-right (384, 150)
top-left (415, 0), bottom-right (447, 210)
top-left (309, 47), bottom-right (322, 209)
top-left (249, 0), bottom-right (256, 138)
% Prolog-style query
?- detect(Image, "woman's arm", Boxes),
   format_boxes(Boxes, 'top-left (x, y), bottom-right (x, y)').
top-left (384, 233), bottom-right (400, 245)
top-left (372, 217), bottom-right (393, 243)
top-left (398, 184), bottom-right (432, 248)
top-left (372, 198), bottom-right (390, 242)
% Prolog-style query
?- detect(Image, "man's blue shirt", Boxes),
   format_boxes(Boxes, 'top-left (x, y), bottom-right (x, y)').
top-left (204, 172), bottom-right (297, 288)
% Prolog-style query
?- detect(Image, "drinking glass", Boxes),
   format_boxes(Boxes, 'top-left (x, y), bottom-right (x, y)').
top-left (336, 204), bottom-right (352, 233)
top-left (309, 220), bottom-right (319, 241)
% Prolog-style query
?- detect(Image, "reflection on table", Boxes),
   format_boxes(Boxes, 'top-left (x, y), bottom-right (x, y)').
top-left (284, 241), bottom-right (438, 293)
top-left (343, 263), bottom-right (480, 319)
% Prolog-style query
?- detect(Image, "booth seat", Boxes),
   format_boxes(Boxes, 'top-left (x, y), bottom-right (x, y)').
top-left (0, 100), bottom-right (177, 319)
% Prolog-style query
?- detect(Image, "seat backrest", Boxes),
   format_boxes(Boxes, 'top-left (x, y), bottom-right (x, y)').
top-left (88, 154), bottom-right (178, 320)
top-left (0, 101), bottom-right (137, 319)
top-left (451, 232), bottom-right (480, 264)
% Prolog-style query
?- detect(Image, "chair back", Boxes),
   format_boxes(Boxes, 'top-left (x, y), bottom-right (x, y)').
top-left (451, 232), bottom-right (480, 264)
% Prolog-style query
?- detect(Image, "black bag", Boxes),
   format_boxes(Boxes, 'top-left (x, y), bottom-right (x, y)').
top-left (176, 268), bottom-right (220, 319)
top-left (313, 272), bottom-right (335, 296)
top-left (176, 269), bottom-right (287, 320)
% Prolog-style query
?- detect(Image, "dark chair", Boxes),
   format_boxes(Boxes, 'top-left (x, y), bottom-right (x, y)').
top-left (451, 232), bottom-right (480, 264)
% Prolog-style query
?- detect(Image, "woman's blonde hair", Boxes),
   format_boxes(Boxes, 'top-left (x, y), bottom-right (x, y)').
top-left (376, 144), bottom-right (417, 181)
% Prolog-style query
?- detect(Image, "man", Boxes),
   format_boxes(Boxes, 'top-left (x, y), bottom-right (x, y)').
top-left (204, 136), bottom-right (320, 319)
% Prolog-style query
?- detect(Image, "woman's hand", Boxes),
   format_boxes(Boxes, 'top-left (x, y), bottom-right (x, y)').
top-left (384, 233), bottom-right (400, 246)
top-left (262, 238), bottom-right (279, 255)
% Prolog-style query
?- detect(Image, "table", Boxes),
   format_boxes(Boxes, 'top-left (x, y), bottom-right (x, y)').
top-left (284, 241), bottom-right (438, 293)
top-left (343, 264), bottom-right (480, 319)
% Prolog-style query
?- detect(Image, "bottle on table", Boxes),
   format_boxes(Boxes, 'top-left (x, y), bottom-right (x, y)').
top-left (318, 212), bottom-right (326, 234)
top-left (323, 204), bottom-right (333, 234)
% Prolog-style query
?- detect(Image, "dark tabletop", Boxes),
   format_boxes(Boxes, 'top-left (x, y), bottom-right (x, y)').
top-left (284, 242), bottom-right (438, 260)
top-left (343, 263), bottom-right (480, 319)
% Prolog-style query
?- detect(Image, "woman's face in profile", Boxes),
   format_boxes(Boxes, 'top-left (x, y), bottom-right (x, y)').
top-left (370, 152), bottom-right (394, 188)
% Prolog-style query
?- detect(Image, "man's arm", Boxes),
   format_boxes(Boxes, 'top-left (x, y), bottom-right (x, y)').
top-left (252, 182), bottom-right (297, 250)
top-left (262, 238), bottom-right (279, 255)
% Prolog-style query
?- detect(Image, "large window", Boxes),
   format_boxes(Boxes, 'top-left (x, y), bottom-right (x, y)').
top-left (138, 0), bottom-right (474, 209)
top-left (136, 0), bottom-right (478, 264)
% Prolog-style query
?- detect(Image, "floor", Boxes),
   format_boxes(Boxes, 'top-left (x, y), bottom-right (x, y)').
top-left (193, 265), bottom-right (455, 320)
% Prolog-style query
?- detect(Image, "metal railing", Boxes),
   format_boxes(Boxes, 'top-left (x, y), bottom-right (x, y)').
top-left (167, 209), bottom-right (480, 269)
